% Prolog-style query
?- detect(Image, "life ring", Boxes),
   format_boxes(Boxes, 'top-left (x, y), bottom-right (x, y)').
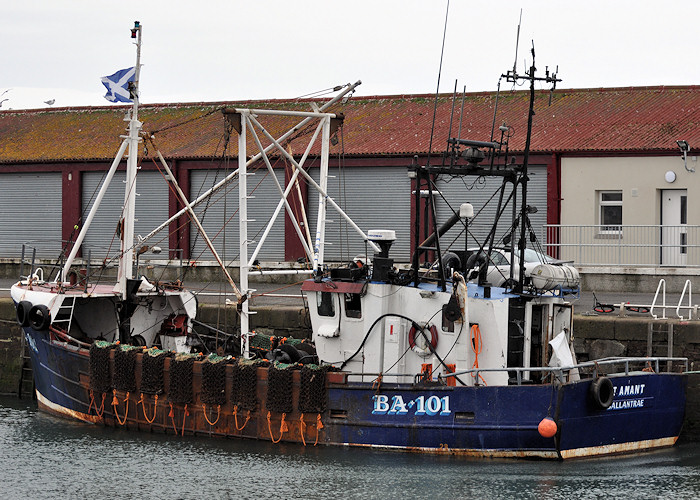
top-left (28, 304), bottom-right (51, 331)
top-left (16, 301), bottom-right (33, 327)
top-left (408, 324), bottom-right (438, 357)
top-left (589, 376), bottom-right (614, 409)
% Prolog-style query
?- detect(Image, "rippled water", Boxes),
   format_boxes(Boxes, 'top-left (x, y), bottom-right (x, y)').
top-left (1, 396), bottom-right (699, 500)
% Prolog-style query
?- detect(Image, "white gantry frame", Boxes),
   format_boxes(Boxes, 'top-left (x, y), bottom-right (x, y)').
top-left (233, 107), bottom-right (381, 357)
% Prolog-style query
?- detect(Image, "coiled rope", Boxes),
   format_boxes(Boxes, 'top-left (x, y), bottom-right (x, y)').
top-left (137, 393), bottom-right (158, 424)
top-left (267, 411), bottom-right (288, 444)
top-left (88, 390), bottom-right (106, 417)
top-left (202, 403), bottom-right (221, 426)
top-left (233, 405), bottom-right (251, 431)
top-left (471, 325), bottom-right (487, 385)
top-left (111, 389), bottom-right (130, 426)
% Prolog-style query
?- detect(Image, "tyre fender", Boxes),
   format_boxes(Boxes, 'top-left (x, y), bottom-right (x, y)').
top-left (28, 304), bottom-right (51, 331)
top-left (589, 376), bottom-right (614, 409)
top-left (16, 301), bottom-right (33, 327)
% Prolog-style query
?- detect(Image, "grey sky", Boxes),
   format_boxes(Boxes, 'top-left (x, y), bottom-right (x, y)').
top-left (2, 1), bottom-right (699, 109)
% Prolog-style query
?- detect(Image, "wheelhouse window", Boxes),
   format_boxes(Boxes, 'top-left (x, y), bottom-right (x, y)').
top-left (598, 191), bottom-right (622, 233)
top-left (344, 293), bottom-right (362, 319)
top-left (317, 292), bottom-right (335, 317)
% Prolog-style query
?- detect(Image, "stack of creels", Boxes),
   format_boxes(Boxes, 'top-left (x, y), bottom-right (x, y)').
top-left (231, 358), bottom-right (264, 411)
top-left (141, 347), bottom-right (168, 395)
top-left (201, 355), bottom-right (229, 406)
top-left (266, 361), bottom-right (295, 414)
top-left (298, 364), bottom-right (328, 414)
top-left (249, 333), bottom-right (278, 357)
top-left (168, 353), bottom-right (199, 404)
top-left (113, 345), bottom-right (140, 393)
top-left (89, 341), bottom-right (115, 394)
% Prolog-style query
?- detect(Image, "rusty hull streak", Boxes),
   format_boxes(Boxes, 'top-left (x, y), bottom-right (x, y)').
top-left (335, 442), bottom-right (559, 459)
top-left (559, 437), bottom-right (679, 459)
top-left (36, 389), bottom-right (103, 424)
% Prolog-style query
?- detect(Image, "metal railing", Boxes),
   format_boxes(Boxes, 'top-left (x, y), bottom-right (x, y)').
top-left (344, 356), bottom-right (688, 386)
top-left (543, 225), bottom-right (700, 267)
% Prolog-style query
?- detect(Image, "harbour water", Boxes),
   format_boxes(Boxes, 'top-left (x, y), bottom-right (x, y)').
top-left (1, 396), bottom-right (699, 500)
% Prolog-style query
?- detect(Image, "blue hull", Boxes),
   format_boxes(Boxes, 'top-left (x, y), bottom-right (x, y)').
top-left (23, 326), bottom-right (687, 459)
top-left (325, 374), bottom-right (686, 458)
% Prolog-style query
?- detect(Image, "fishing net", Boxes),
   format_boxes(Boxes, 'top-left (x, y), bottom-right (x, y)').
top-left (201, 355), bottom-right (230, 405)
top-left (89, 340), bottom-right (116, 393)
top-left (250, 333), bottom-right (304, 352)
top-left (141, 347), bottom-right (168, 395)
top-left (113, 344), bottom-right (141, 392)
top-left (298, 364), bottom-right (329, 414)
top-left (231, 358), bottom-right (265, 411)
top-left (267, 361), bottom-right (295, 414)
top-left (168, 353), bottom-right (200, 404)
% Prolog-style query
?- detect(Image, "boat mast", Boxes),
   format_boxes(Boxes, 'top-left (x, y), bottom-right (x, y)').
top-left (502, 42), bottom-right (559, 293)
top-left (116, 21), bottom-right (143, 297)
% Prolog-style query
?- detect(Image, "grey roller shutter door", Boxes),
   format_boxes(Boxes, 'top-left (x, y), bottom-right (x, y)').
top-left (308, 166), bottom-right (411, 263)
top-left (81, 171), bottom-right (170, 257)
top-left (189, 168), bottom-right (286, 262)
top-left (434, 165), bottom-right (548, 251)
top-left (0, 172), bottom-right (63, 258)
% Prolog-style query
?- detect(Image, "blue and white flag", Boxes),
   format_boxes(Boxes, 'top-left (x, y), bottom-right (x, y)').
top-left (101, 67), bottom-right (136, 103)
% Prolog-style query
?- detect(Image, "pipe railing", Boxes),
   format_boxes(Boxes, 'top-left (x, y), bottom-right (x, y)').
top-left (543, 224), bottom-right (700, 267)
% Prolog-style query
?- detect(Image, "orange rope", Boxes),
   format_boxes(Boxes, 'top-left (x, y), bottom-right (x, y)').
top-left (181, 404), bottom-right (190, 436)
top-left (88, 390), bottom-right (105, 417)
top-left (314, 414), bottom-right (324, 446)
top-left (372, 373), bottom-right (383, 391)
top-left (169, 402), bottom-right (178, 435)
top-left (267, 411), bottom-right (288, 444)
top-left (470, 325), bottom-right (487, 385)
top-left (111, 389), bottom-right (130, 426)
top-left (233, 405), bottom-right (251, 431)
top-left (138, 393), bottom-right (159, 424)
top-left (299, 413), bottom-right (307, 446)
top-left (203, 404), bottom-right (221, 426)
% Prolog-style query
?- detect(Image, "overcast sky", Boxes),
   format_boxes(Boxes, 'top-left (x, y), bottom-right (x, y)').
top-left (3, 1), bottom-right (700, 110)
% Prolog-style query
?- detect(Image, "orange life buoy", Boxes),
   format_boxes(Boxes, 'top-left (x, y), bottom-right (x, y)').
top-left (408, 324), bottom-right (438, 356)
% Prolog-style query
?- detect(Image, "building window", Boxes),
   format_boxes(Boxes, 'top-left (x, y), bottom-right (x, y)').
top-left (599, 191), bottom-right (622, 233)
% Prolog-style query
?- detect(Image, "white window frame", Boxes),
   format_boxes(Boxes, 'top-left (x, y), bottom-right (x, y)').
top-left (598, 190), bottom-right (623, 234)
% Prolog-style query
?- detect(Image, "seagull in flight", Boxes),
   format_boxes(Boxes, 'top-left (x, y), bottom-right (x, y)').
top-left (0, 88), bottom-right (10, 108)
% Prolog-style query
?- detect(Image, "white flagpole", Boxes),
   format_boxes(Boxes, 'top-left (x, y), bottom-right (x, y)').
top-left (116, 21), bottom-right (143, 297)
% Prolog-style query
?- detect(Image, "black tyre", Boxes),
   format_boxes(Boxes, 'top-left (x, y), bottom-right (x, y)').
top-left (16, 301), bottom-right (32, 327)
top-left (28, 304), bottom-right (51, 331)
top-left (589, 376), bottom-right (614, 409)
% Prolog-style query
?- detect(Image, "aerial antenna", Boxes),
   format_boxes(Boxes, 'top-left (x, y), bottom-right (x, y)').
top-left (502, 9), bottom-right (523, 83)
top-left (509, 9), bottom-right (523, 80)
top-left (426, 0), bottom-right (451, 165)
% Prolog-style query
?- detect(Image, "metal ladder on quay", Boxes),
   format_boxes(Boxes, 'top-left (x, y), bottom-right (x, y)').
top-left (647, 322), bottom-right (674, 372)
top-left (17, 332), bottom-right (34, 400)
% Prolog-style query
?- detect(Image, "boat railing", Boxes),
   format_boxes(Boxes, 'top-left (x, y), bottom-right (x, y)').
top-left (451, 356), bottom-right (689, 385)
top-left (344, 356), bottom-right (688, 386)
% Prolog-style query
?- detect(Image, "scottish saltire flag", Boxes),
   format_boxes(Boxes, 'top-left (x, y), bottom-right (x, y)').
top-left (101, 67), bottom-right (136, 103)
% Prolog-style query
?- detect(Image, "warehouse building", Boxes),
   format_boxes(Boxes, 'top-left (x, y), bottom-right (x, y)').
top-left (0, 85), bottom-right (698, 271)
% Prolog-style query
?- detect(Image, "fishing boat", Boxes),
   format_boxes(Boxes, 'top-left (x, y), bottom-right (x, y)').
top-left (11, 23), bottom-right (687, 459)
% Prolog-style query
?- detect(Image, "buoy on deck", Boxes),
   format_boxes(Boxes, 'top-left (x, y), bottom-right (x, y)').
top-left (538, 417), bottom-right (558, 438)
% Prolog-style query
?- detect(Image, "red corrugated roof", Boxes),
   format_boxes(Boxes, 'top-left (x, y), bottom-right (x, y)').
top-left (0, 86), bottom-right (698, 163)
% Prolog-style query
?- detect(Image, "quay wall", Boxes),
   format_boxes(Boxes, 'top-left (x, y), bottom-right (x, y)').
top-left (1, 298), bottom-right (699, 441)
top-left (2, 260), bottom-right (699, 294)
